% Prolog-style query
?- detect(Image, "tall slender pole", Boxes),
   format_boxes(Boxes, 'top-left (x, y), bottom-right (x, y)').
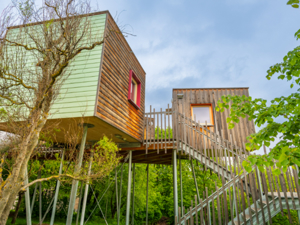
top-left (115, 167), bottom-right (119, 225)
top-left (50, 149), bottom-right (65, 225)
top-left (125, 151), bottom-right (133, 225)
top-left (131, 164), bottom-right (136, 225)
top-left (39, 173), bottom-right (42, 225)
top-left (66, 123), bottom-right (91, 225)
top-left (80, 150), bottom-right (94, 225)
top-left (76, 181), bottom-right (84, 225)
top-left (179, 155), bottom-right (183, 216)
top-left (117, 164), bottom-right (124, 225)
top-left (146, 164), bottom-right (150, 225)
top-left (30, 181), bottom-right (38, 214)
top-left (191, 159), bottom-right (200, 202)
top-left (24, 168), bottom-right (32, 225)
top-left (173, 150), bottom-right (178, 222)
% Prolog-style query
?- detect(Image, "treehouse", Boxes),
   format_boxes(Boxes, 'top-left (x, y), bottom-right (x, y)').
top-left (1, 11), bottom-right (146, 147)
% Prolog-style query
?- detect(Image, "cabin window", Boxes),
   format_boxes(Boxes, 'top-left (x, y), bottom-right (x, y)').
top-left (191, 104), bottom-right (214, 126)
top-left (128, 70), bottom-right (141, 108)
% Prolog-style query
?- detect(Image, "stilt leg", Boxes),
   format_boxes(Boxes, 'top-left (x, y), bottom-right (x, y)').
top-left (66, 123), bottom-right (91, 225)
top-left (115, 167), bottom-right (119, 224)
top-left (24, 169), bottom-right (32, 225)
top-left (180, 155), bottom-right (183, 216)
top-left (50, 149), bottom-right (65, 225)
top-left (131, 163), bottom-right (136, 225)
top-left (191, 159), bottom-right (200, 202)
top-left (80, 151), bottom-right (94, 225)
top-left (39, 173), bottom-right (42, 225)
top-left (76, 181), bottom-right (84, 225)
top-left (173, 150), bottom-right (178, 222)
top-left (146, 164), bottom-right (150, 225)
top-left (30, 178), bottom-right (39, 215)
top-left (125, 151), bottom-right (133, 225)
top-left (117, 164), bottom-right (124, 225)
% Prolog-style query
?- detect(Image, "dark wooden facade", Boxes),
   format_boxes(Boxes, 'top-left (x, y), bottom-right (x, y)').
top-left (96, 12), bottom-right (146, 142)
top-left (172, 88), bottom-right (256, 148)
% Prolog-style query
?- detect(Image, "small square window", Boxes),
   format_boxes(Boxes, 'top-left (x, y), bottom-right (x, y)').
top-left (128, 70), bottom-right (141, 108)
top-left (191, 104), bottom-right (214, 126)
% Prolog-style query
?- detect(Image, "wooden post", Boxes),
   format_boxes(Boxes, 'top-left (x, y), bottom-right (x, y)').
top-left (80, 150), bottom-right (94, 225)
top-left (50, 149), bottom-right (65, 225)
top-left (125, 151), bottom-right (133, 225)
top-left (66, 123), bottom-right (92, 225)
top-left (146, 164), bottom-right (150, 225)
top-left (24, 168), bottom-right (32, 225)
top-left (115, 167), bottom-right (119, 224)
top-left (173, 150), bottom-right (179, 222)
top-left (39, 170), bottom-right (42, 225)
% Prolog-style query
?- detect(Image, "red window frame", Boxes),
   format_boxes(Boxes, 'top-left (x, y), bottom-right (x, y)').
top-left (128, 70), bottom-right (141, 109)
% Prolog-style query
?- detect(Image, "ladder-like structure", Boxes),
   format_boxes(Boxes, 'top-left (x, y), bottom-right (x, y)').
top-left (143, 107), bottom-right (300, 225)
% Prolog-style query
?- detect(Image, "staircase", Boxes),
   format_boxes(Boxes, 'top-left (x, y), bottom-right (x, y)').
top-left (143, 108), bottom-right (300, 225)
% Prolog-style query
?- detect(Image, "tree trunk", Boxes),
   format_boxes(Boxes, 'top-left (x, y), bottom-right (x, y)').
top-left (11, 192), bottom-right (24, 224)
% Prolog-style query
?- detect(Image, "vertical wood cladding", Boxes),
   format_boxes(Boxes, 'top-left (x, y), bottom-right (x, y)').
top-left (96, 13), bottom-right (146, 142)
top-left (172, 88), bottom-right (256, 148)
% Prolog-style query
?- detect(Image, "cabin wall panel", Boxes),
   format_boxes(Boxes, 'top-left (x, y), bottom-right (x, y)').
top-left (173, 88), bottom-right (255, 148)
top-left (96, 13), bottom-right (146, 142)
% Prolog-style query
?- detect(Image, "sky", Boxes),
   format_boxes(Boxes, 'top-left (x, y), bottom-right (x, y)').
top-left (1, 0), bottom-right (300, 152)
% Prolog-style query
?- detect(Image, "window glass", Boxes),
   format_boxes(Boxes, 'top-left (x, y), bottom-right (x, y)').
top-left (131, 79), bottom-right (137, 103)
top-left (192, 106), bottom-right (212, 125)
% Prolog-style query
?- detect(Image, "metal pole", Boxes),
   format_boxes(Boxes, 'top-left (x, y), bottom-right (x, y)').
top-left (296, 166), bottom-right (300, 223)
top-left (173, 150), bottom-right (178, 222)
top-left (179, 155), bottom-right (183, 216)
top-left (131, 163), bottom-right (136, 225)
top-left (50, 149), bottom-right (65, 225)
top-left (66, 123), bottom-right (91, 225)
top-left (125, 151), bottom-right (133, 225)
top-left (115, 167), bottom-right (119, 225)
top-left (117, 164), bottom-right (124, 225)
top-left (24, 168), bottom-right (32, 225)
top-left (76, 181), bottom-right (84, 225)
top-left (80, 150), bottom-right (94, 225)
top-left (146, 164), bottom-right (149, 225)
top-left (39, 176), bottom-right (42, 225)
top-left (191, 159), bottom-right (200, 202)
top-left (30, 182), bottom-right (38, 215)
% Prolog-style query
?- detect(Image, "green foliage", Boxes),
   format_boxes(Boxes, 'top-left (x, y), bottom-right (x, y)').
top-left (272, 210), bottom-right (300, 224)
top-left (155, 126), bottom-right (173, 139)
top-left (216, 3), bottom-right (300, 172)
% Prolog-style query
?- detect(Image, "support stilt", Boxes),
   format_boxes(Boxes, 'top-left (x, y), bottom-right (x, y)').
top-left (39, 172), bottom-right (42, 225)
top-left (191, 159), bottom-right (200, 202)
top-left (66, 123), bottom-right (92, 225)
top-left (24, 169), bottom-right (32, 225)
top-left (76, 181), bottom-right (84, 225)
top-left (125, 151), bottom-right (133, 225)
top-left (146, 164), bottom-right (149, 225)
top-left (117, 164), bottom-right (124, 225)
top-left (131, 163), bottom-right (136, 225)
top-left (30, 179), bottom-right (39, 215)
top-left (80, 150), bottom-right (94, 225)
top-left (115, 167), bottom-right (119, 224)
top-left (179, 155), bottom-right (183, 216)
top-left (50, 149), bottom-right (65, 225)
top-left (173, 150), bottom-right (178, 222)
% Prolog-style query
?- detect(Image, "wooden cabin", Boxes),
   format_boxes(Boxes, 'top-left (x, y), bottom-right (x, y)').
top-left (172, 88), bottom-right (256, 148)
top-left (1, 11), bottom-right (146, 146)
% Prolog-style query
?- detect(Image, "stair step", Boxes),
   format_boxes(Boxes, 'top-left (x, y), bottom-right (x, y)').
top-left (250, 204), bottom-right (260, 212)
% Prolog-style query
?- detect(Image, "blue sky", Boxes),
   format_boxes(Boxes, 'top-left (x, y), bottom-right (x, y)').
top-left (1, 0), bottom-right (299, 151)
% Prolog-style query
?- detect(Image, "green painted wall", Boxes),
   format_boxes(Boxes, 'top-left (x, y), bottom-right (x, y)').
top-left (50, 13), bottom-right (106, 119)
top-left (5, 13), bottom-right (106, 120)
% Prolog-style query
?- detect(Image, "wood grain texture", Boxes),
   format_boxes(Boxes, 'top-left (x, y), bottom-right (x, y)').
top-left (172, 88), bottom-right (255, 148)
top-left (96, 13), bottom-right (146, 142)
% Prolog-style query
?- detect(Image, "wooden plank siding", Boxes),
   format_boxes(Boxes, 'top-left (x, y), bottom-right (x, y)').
top-left (172, 88), bottom-right (255, 148)
top-left (95, 13), bottom-right (146, 142)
